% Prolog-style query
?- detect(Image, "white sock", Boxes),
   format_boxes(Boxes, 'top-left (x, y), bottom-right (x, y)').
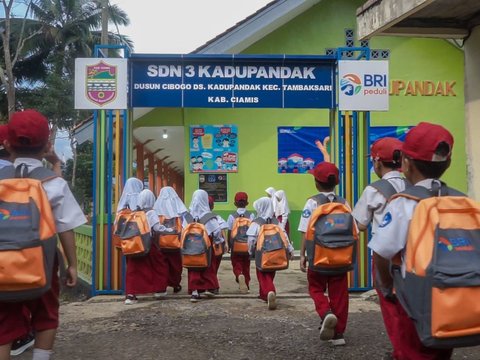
top-left (32, 348), bottom-right (53, 360)
top-left (192, 290), bottom-right (199, 296)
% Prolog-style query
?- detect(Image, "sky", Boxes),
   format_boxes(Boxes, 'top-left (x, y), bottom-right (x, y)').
top-left (109, 0), bottom-right (272, 54)
top-left (28, 1), bottom-right (273, 159)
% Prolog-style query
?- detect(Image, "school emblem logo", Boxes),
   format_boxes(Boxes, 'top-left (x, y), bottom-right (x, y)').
top-left (340, 73), bottom-right (362, 96)
top-left (86, 61), bottom-right (117, 106)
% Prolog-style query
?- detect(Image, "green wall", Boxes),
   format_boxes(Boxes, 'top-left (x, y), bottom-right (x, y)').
top-left (134, 0), bottom-right (466, 248)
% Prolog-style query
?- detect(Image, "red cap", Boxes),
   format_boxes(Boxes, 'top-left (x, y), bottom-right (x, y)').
top-left (0, 125), bottom-right (7, 151)
top-left (370, 137), bottom-right (403, 162)
top-left (402, 122), bottom-right (453, 162)
top-left (234, 192), bottom-right (248, 203)
top-left (309, 162), bottom-right (339, 184)
top-left (8, 110), bottom-right (50, 148)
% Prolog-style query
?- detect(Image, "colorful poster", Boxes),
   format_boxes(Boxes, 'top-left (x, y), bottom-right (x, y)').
top-left (190, 125), bottom-right (238, 173)
top-left (368, 126), bottom-right (411, 179)
top-left (277, 126), bottom-right (330, 174)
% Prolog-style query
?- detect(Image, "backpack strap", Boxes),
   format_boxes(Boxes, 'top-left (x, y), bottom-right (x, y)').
top-left (370, 178), bottom-right (402, 200)
top-left (254, 217), bottom-right (278, 226)
top-left (310, 193), bottom-right (346, 205)
top-left (232, 211), bottom-right (251, 219)
top-left (183, 212), bottom-right (194, 224)
top-left (393, 182), bottom-right (465, 202)
top-left (0, 164), bottom-right (57, 182)
top-left (199, 212), bottom-right (217, 225)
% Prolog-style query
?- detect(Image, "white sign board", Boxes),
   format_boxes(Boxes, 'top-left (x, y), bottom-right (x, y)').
top-left (75, 58), bottom-right (127, 109)
top-left (338, 60), bottom-right (389, 111)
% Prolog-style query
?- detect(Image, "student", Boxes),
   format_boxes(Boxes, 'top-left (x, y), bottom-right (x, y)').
top-left (372, 123), bottom-right (455, 359)
top-left (185, 190), bottom-right (222, 302)
top-left (208, 195), bottom-right (228, 294)
top-left (153, 186), bottom-right (187, 294)
top-left (352, 137), bottom-right (406, 359)
top-left (227, 192), bottom-right (255, 293)
top-left (274, 189), bottom-right (290, 236)
top-left (298, 162), bottom-right (352, 346)
top-left (119, 186), bottom-right (170, 304)
top-left (0, 110), bottom-right (87, 360)
top-left (247, 197), bottom-right (294, 310)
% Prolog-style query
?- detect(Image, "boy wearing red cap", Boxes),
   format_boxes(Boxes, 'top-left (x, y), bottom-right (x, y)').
top-left (352, 137), bottom-right (407, 359)
top-left (298, 161), bottom-right (353, 346)
top-left (372, 122), bottom-right (455, 359)
top-left (0, 110), bottom-right (87, 360)
top-left (227, 192), bottom-right (255, 293)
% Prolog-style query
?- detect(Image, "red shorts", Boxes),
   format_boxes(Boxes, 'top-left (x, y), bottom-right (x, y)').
top-left (0, 264), bottom-right (60, 345)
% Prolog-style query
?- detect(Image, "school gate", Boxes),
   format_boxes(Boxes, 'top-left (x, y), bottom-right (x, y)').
top-left (74, 50), bottom-right (387, 296)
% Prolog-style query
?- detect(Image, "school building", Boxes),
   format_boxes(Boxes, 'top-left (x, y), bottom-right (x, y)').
top-left (77, 0), bottom-right (468, 294)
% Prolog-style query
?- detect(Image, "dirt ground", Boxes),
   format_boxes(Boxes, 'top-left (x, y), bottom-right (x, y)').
top-left (14, 260), bottom-right (480, 360)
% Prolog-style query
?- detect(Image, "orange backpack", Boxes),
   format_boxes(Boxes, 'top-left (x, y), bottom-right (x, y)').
top-left (114, 210), bottom-right (152, 257)
top-left (180, 212), bottom-right (216, 270)
top-left (113, 208), bottom-right (132, 248)
top-left (157, 216), bottom-right (182, 251)
top-left (0, 166), bottom-right (58, 302)
top-left (392, 185), bottom-right (480, 348)
top-left (230, 211), bottom-right (252, 255)
top-left (255, 217), bottom-right (290, 272)
top-left (305, 194), bottom-right (358, 275)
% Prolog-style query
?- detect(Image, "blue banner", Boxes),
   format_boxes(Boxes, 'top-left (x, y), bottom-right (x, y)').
top-left (277, 126), bottom-right (330, 174)
top-left (129, 55), bottom-right (335, 109)
top-left (190, 124), bottom-right (238, 173)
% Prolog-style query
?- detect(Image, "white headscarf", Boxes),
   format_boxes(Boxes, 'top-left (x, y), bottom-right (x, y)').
top-left (189, 189), bottom-right (211, 219)
top-left (265, 186), bottom-right (278, 213)
top-left (138, 189), bottom-right (156, 210)
top-left (154, 186), bottom-right (187, 218)
top-left (274, 190), bottom-right (290, 217)
top-left (117, 178), bottom-right (143, 212)
top-left (253, 197), bottom-right (274, 220)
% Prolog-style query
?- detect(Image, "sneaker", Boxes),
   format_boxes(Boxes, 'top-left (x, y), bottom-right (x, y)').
top-left (238, 274), bottom-right (248, 294)
top-left (173, 285), bottom-right (182, 293)
top-left (10, 333), bottom-right (35, 356)
top-left (267, 291), bottom-right (277, 310)
top-left (154, 290), bottom-right (168, 299)
top-left (319, 312), bottom-right (337, 341)
top-left (204, 289), bottom-right (216, 298)
top-left (329, 333), bottom-right (346, 346)
top-left (190, 293), bottom-right (201, 303)
top-left (124, 294), bottom-right (138, 305)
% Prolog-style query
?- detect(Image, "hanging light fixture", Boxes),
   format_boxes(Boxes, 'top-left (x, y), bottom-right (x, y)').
top-left (162, 129), bottom-right (168, 139)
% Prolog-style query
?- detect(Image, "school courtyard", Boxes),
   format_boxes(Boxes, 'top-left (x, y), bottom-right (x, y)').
top-left (15, 260), bottom-right (480, 360)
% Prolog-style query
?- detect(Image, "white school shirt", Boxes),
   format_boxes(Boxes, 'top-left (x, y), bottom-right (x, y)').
top-left (226, 208), bottom-right (255, 230)
top-left (13, 158), bottom-right (87, 232)
top-left (297, 192), bottom-right (352, 233)
top-left (369, 178), bottom-right (440, 276)
top-left (352, 171), bottom-right (406, 236)
top-left (216, 214), bottom-right (229, 230)
top-left (246, 218), bottom-right (294, 256)
top-left (0, 159), bottom-right (12, 169)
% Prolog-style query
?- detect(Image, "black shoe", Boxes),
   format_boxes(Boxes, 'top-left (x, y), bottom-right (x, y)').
top-left (10, 333), bottom-right (35, 356)
top-left (173, 285), bottom-right (182, 293)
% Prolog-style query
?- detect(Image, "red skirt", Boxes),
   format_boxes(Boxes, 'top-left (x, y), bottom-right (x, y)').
top-left (187, 249), bottom-right (219, 293)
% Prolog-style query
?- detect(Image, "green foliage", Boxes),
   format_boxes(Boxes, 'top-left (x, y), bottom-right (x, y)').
top-left (63, 141), bottom-right (93, 215)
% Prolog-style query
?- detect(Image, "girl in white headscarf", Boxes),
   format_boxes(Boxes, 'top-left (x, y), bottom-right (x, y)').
top-left (124, 189), bottom-right (170, 304)
top-left (274, 190), bottom-right (291, 235)
top-left (265, 186), bottom-right (278, 214)
top-left (153, 186), bottom-right (188, 294)
top-left (185, 189), bottom-right (224, 302)
top-left (117, 178), bottom-right (144, 212)
top-left (246, 197), bottom-right (294, 310)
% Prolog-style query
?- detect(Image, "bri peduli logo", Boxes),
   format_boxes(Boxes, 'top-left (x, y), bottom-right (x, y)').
top-left (324, 217), bottom-right (347, 229)
top-left (438, 236), bottom-right (474, 252)
top-left (340, 74), bottom-right (362, 96)
top-left (0, 208), bottom-right (30, 221)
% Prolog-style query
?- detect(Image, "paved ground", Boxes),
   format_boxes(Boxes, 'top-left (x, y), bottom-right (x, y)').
top-left (14, 260), bottom-right (480, 359)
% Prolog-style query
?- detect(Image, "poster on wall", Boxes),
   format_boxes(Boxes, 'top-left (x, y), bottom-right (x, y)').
top-left (277, 126), bottom-right (330, 174)
top-left (199, 174), bottom-right (227, 202)
top-left (190, 125), bottom-right (238, 173)
top-left (368, 126), bottom-right (411, 179)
